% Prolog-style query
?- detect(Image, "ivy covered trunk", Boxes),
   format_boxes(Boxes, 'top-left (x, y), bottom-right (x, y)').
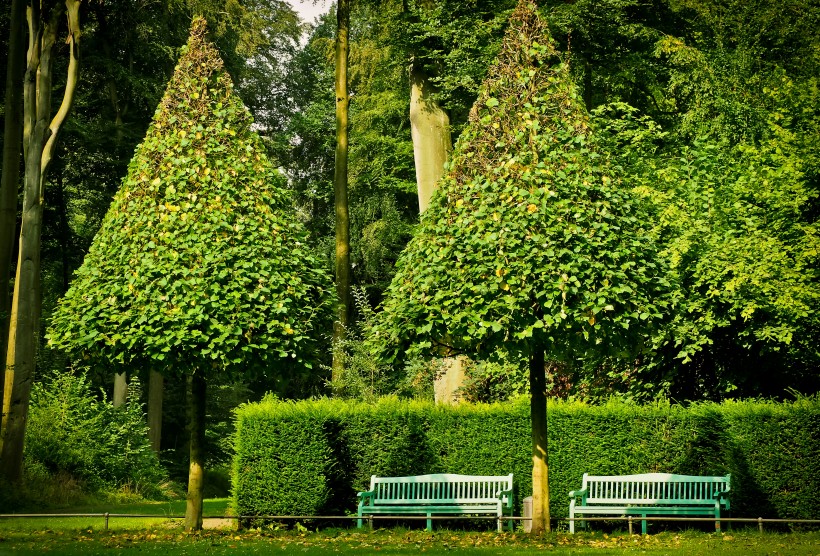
top-left (529, 347), bottom-right (550, 534)
top-left (185, 371), bottom-right (206, 531)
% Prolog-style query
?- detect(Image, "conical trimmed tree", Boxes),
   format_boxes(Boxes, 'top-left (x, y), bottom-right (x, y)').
top-left (372, 1), bottom-right (671, 534)
top-left (48, 18), bottom-right (330, 530)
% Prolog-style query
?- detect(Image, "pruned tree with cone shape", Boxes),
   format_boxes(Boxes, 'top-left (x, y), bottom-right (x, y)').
top-left (372, 1), bottom-right (671, 533)
top-left (48, 17), bottom-right (330, 530)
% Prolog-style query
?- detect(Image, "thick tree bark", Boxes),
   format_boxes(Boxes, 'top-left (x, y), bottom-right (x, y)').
top-left (184, 371), bottom-right (206, 531)
top-left (1, 0), bottom-right (81, 482)
top-left (529, 347), bottom-right (550, 534)
top-left (331, 0), bottom-right (351, 386)
top-left (147, 370), bottom-right (163, 452)
top-left (409, 63), bottom-right (451, 214)
top-left (0, 0), bottom-right (27, 425)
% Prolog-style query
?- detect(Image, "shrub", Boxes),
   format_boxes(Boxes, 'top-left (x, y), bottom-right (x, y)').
top-left (233, 397), bottom-right (820, 523)
top-left (25, 371), bottom-right (168, 498)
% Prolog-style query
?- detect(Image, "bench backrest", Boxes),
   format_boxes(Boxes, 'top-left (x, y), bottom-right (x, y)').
top-left (582, 473), bottom-right (730, 506)
top-left (369, 473), bottom-right (513, 505)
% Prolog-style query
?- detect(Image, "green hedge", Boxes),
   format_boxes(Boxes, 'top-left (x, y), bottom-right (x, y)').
top-left (232, 397), bottom-right (820, 522)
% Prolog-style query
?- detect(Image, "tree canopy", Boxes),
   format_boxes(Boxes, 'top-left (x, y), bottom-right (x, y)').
top-left (372, 1), bottom-right (671, 366)
top-left (47, 17), bottom-right (330, 378)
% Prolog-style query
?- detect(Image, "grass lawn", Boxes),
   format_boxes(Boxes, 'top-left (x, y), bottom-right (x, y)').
top-left (1, 528), bottom-right (818, 555)
top-left (0, 500), bottom-right (818, 555)
top-left (0, 498), bottom-right (232, 532)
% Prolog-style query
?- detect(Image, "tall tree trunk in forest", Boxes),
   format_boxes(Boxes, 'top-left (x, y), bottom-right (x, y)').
top-left (1, 0), bottom-right (81, 482)
top-left (113, 372), bottom-right (127, 407)
top-left (147, 370), bottom-right (163, 452)
top-left (0, 0), bottom-right (26, 430)
top-left (331, 0), bottom-right (351, 387)
top-left (409, 63), bottom-right (451, 213)
top-left (407, 0), bottom-right (459, 404)
top-left (184, 371), bottom-right (206, 531)
top-left (529, 347), bottom-right (550, 534)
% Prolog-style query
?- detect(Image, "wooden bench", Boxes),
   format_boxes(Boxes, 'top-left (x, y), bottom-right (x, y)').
top-left (357, 473), bottom-right (514, 532)
top-left (568, 473), bottom-right (730, 534)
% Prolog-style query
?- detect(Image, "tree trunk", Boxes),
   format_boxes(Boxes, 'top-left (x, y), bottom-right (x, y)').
top-left (409, 63), bottom-right (451, 214)
top-left (0, 0), bottom-right (27, 426)
top-left (113, 371), bottom-right (127, 407)
top-left (147, 370), bottom-right (163, 452)
top-left (331, 0), bottom-right (351, 387)
top-left (529, 347), bottom-right (550, 534)
top-left (1, 0), bottom-right (81, 482)
top-left (184, 371), bottom-right (206, 531)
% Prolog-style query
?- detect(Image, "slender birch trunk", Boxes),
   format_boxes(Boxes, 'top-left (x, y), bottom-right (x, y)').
top-left (1, 0), bottom-right (81, 482)
top-left (331, 0), bottom-right (351, 386)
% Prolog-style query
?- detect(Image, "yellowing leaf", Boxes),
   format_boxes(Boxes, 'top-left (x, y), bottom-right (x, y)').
top-left (527, 204), bottom-right (538, 213)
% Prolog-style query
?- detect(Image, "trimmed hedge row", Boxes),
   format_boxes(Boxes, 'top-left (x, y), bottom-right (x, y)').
top-left (232, 397), bottom-right (820, 522)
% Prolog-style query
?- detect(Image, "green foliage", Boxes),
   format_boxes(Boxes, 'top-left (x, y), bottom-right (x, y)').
top-left (234, 397), bottom-right (820, 522)
top-left (24, 371), bottom-right (168, 497)
top-left (393, 0), bottom-right (517, 121)
top-left (593, 94), bottom-right (820, 399)
top-left (273, 8), bottom-right (418, 302)
top-left (232, 396), bottom-right (337, 518)
top-left (46, 18), bottom-right (330, 379)
top-left (373, 3), bottom-right (671, 366)
top-left (330, 288), bottom-right (395, 401)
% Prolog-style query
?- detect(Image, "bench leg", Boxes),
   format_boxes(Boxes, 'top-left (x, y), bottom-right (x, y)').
top-left (569, 511), bottom-right (575, 534)
top-left (357, 516), bottom-right (363, 529)
top-left (641, 514), bottom-right (647, 535)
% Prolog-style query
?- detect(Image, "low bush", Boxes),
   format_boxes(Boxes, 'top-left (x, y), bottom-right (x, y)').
top-left (233, 396), bottom-right (820, 523)
top-left (24, 371), bottom-right (169, 500)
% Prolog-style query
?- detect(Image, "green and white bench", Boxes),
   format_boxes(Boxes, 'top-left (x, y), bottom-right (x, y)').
top-left (568, 473), bottom-right (731, 534)
top-left (357, 473), bottom-right (514, 532)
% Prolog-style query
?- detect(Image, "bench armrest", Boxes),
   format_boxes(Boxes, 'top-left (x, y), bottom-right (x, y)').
top-left (357, 490), bottom-right (375, 502)
top-left (714, 486), bottom-right (730, 510)
top-left (569, 487), bottom-right (588, 499)
top-left (496, 487), bottom-right (514, 508)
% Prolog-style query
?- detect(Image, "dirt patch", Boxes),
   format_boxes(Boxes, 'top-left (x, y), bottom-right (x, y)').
top-left (203, 518), bottom-right (236, 530)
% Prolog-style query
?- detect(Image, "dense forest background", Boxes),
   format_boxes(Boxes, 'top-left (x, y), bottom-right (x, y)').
top-left (0, 0), bottom-right (818, 490)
